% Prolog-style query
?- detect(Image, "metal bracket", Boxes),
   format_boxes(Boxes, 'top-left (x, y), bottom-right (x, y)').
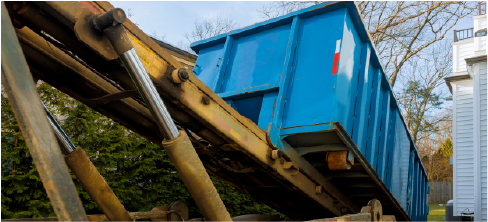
top-left (74, 7), bottom-right (117, 60)
top-left (283, 161), bottom-right (299, 175)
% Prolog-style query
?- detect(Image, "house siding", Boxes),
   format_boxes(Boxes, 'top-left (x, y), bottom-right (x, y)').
top-left (451, 13), bottom-right (486, 220)
top-left (474, 15), bottom-right (487, 55)
top-left (479, 62), bottom-right (487, 221)
top-left (454, 40), bottom-right (475, 73)
top-left (453, 81), bottom-right (475, 215)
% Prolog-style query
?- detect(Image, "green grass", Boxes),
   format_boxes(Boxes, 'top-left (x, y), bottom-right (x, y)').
top-left (428, 204), bottom-right (446, 221)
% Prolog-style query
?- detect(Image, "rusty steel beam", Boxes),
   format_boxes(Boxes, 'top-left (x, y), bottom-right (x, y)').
top-left (0, 3), bottom-right (88, 221)
top-left (13, 1), bottom-right (363, 218)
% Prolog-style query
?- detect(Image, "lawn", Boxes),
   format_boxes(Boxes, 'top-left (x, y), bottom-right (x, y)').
top-left (428, 204), bottom-right (446, 221)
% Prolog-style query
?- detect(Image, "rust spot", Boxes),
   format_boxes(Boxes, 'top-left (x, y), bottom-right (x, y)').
top-left (327, 151), bottom-right (351, 170)
top-left (309, 5), bottom-right (327, 12)
top-left (201, 96), bottom-right (210, 105)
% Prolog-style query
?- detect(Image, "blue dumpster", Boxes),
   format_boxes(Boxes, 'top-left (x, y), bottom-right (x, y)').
top-left (191, 2), bottom-right (428, 221)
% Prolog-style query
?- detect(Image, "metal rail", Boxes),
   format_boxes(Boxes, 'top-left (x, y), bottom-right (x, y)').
top-left (454, 28), bottom-right (474, 42)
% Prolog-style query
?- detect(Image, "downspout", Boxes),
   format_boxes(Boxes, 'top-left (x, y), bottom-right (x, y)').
top-left (466, 62), bottom-right (475, 77)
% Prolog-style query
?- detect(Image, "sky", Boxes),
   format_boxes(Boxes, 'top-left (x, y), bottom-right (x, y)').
top-left (110, 1), bottom-right (272, 48)
top-left (110, 1), bottom-right (476, 50)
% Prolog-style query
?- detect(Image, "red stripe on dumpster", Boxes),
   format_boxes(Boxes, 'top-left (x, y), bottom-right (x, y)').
top-left (332, 39), bottom-right (341, 75)
top-left (332, 53), bottom-right (340, 75)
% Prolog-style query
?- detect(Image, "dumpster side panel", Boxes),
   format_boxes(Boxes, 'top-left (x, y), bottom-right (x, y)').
top-left (365, 69), bottom-right (383, 166)
top-left (334, 10), bottom-right (364, 136)
top-left (407, 149), bottom-right (415, 216)
top-left (414, 154), bottom-right (421, 221)
top-left (420, 159), bottom-right (429, 221)
top-left (400, 118), bottom-right (411, 211)
top-left (231, 95), bottom-right (265, 124)
top-left (219, 24), bottom-right (291, 93)
top-left (407, 144), bottom-right (427, 221)
top-left (281, 9), bottom-right (346, 129)
top-left (421, 171), bottom-right (427, 221)
top-left (376, 89), bottom-right (391, 173)
top-left (192, 43), bottom-right (225, 90)
top-left (385, 106), bottom-right (398, 189)
top-left (351, 43), bottom-right (373, 154)
top-left (391, 113), bottom-right (410, 210)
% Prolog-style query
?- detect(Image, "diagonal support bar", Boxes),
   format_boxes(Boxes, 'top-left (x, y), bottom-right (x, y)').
top-left (0, 2), bottom-right (88, 221)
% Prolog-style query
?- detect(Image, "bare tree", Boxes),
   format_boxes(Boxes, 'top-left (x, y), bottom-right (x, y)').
top-left (126, 8), bottom-right (139, 26)
top-left (358, 1), bottom-right (475, 87)
top-left (396, 41), bottom-right (453, 144)
top-left (258, 1), bottom-right (476, 87)
top-left (149, 31), bottom-right (166, 42)
top-left (183, 13), bottom-right (238, 50)
top-left (178, 13), bottom-right (238, 54)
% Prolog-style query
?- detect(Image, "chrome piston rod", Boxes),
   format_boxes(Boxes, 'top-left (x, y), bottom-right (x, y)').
top-left (119, 48), bottom-right (179, 140)
top-left (92, 8), bottom-right (179, 140)
top-left (41, 100), bottom-right (76, 154)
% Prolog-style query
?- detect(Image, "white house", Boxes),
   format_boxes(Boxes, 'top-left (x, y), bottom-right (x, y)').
top-left (445, 5), bottom-right (487, 221)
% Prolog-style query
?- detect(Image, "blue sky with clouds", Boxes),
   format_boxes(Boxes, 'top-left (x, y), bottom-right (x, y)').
top-left (110, 1), bottom-right (272, 47)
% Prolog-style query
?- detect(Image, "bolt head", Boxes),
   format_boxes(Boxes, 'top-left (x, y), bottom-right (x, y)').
top-left (178, 68), bottom-right (189, 82)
